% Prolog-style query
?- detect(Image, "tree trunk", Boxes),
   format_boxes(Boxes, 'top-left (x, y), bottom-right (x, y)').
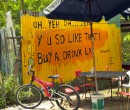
top-left (20, 0), bottom-right (24, 10)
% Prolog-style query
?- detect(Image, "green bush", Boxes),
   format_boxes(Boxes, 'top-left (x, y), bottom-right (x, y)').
top-left (0, 74), bottom-right (20, 108)
top-left (0, 86), bottom-right (6, 108)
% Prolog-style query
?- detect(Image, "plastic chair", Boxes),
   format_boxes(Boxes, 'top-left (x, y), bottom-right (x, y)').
top-left (116, 71), bottom-right (130, 110)
top-left (107, 65), bottom-right (125, 94)
top-left (63, 71), bottom-right (81, 94)
top-left (61, 76), bottom-right (80, 94)
top-left (121, 71), bottom-right (130, 92)
top-left (117, 92), bottom-right (130, 110)
top-left (108, 76), bottom-right (125, 93)
top-left (75, 70), bottom-right (95, 99)
top-left (115, 71), bottom-right (130, 94)
top-left (109, 73), bottom-right (128, 98)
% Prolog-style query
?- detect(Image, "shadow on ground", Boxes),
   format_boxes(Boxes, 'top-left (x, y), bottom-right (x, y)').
top-left (2, 88), bottom-right (130, 110)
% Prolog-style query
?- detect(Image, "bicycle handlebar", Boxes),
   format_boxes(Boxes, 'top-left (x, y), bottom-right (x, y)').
top-left (27, 64), bottom-right (63, 84)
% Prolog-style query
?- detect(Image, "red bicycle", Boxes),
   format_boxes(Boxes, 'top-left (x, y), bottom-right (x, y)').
top-left (16, 65), bottom-right (81, 110)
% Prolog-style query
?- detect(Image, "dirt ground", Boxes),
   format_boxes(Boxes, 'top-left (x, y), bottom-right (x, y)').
top-left (2, 88), bottom-right (130, 110)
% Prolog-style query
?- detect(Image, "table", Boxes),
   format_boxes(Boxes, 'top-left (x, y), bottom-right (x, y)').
top-left (80, 71), bottom-right (126, 100)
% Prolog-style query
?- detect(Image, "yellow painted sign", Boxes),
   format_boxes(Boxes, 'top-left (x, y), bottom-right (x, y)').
top-left (21, 13), bottom-right (122, 83)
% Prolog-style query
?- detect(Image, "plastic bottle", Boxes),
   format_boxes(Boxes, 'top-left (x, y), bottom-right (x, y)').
top-left (91, 67), bottom-right (94, 74)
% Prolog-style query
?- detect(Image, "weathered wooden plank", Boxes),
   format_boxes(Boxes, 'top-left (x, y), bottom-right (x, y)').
top-left (6, 36), bottom-right (22, 39)
top-left (5, 11), bottom-right (18, 74)
top-left (0, 28), bottom-right (9, 75)
top-left (0, 29), bottom-right (1, 70)
top-left (0, 11), bottom-right (19, 75)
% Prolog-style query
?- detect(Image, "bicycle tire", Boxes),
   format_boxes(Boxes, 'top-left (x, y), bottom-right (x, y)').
top-left (55, 84), bottom-right (81, 110)
top-left (16, 84), bottom-right (43, 109)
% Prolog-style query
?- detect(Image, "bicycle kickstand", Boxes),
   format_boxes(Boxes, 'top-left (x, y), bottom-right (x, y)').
top-left (49, 99), bottom-right (55, 108)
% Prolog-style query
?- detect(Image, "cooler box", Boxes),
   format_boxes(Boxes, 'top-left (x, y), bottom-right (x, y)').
top-left (91, 93), bottom-right (104, 110)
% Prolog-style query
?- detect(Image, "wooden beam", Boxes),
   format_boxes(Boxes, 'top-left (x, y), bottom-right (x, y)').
top-left (6, 36), bottom-right (23, 39)
top-left (121, 20), bottom-right (130, 24)
top-left (121, 20), bottom-right (130, 32)
top-left (121, 26), bottom-right (130, 32)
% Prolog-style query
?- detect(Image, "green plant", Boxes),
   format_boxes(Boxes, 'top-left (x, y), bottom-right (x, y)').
top-left (0, 74), bottom-right (20, 108)
top-left (0, 72), bottom-right (6, 108)
top-left (0, 86), bottom-right (6, 108)
top-left (4, 74), bottom-right (20, 105)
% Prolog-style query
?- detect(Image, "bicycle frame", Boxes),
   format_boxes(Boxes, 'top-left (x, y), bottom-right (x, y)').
top-left (17, 65), bottom-right (81, 110)
top-left (29, 69), bottom-right (63, 98)
top-left (33, 76), bottom-right (52, 97)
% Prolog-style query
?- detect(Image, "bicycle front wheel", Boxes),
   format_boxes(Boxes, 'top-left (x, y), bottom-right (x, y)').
top-left (16, 84), bottom-right (43, 109)
top-left (55, 84), bottom-right (81, 110)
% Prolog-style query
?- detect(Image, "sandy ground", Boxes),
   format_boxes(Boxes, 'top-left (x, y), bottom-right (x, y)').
top-left (1, 88), bottom-right (130, 110)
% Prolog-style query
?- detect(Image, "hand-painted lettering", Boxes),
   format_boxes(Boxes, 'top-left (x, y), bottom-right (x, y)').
top-left (80, 22), bottom-right (89, 26)
top-left (64, 20), bottom-right (72, 26)
top-left (37, 34), bottom-right (42, 46)
top-left (55, 34), bottom-right (65, 45)
top-left (85, 47), bottom-right (92, 55)
top-left (63, 49), bottom-right (82, 60)
top-left (55, 52), bottom-right (60, 61)
top-left (47, 36), bottom-right (52, 45)
top-left (33, 21), bottom-right (42, 29)
top-left (84, 33), bottom-right (90, 40)
top-left (38, 52), bottom-right (52, 64)
top-left (68, 33), bottom-right (82, 43)
top-left (48, 20), bottom-right (59, 28)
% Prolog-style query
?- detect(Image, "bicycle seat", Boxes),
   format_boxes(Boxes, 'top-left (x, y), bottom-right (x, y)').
top-left (48, 75), bottom-right (59, 79)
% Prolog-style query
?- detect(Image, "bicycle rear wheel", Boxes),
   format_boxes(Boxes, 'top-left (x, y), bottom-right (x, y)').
top-left (55, 84), bottom-right (81, 110)
top-left (16, 84), bottom-right (43, 109)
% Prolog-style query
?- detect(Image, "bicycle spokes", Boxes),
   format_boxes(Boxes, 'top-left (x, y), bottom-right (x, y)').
top-left (16, 85), bottom-right (43, 109)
